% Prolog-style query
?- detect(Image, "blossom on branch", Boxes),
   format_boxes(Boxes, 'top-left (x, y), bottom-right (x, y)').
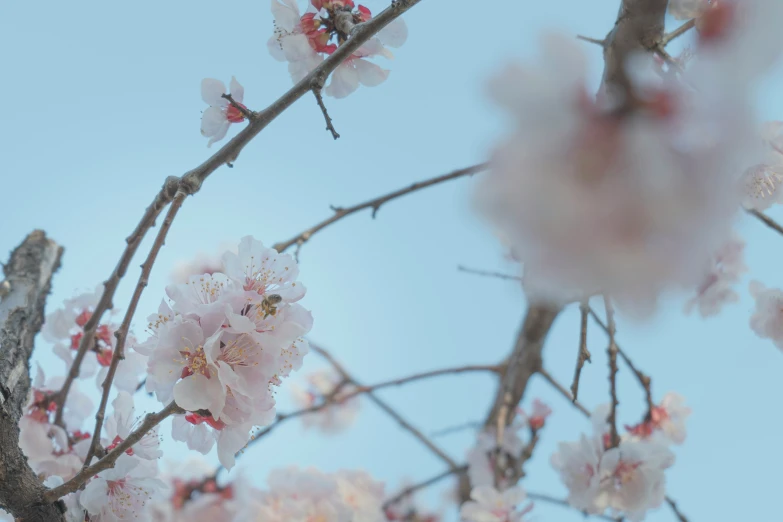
top-left (684, 232), bottom-right (747, 317)
top-left (741, 121), bottom-right (783, 211)
top-left (201, 77), bottom-right (248, 147)
top-left (290, 368), bottom-right (360, 433)
top-left (460, 485), bottom-right (533, 522)
top-left (268, 0), bottom-right (408, 97)
top-left (140, 236), bottom-right (312, 469)
top-left (749, 280), bottom-right (783, 350)
top-left (625, 393), bottom-right (691, 445)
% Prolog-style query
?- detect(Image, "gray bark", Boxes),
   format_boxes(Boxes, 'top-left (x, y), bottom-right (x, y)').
top-left (0, 230), bottom-right (66, 521)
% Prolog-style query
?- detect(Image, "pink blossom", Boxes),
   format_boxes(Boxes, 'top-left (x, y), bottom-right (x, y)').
top-left (517, 398), bottom-right (552, 430)
top-left (80, 454), bottom-right (167, 521)
top-left (460, 485), bottom-right (533, 522)
top-left (550, 434), bottom-right (604, 513)
top-left (741, 121), bottom-right (783, 210)
top-left (625, 393), bottom-right (691, 445)
top-left (749, 280), bottom-right (783, 350)
top-left (684, 233), bottom-right (747, 317)
top-left (200, 77), bottom-right (247, 147)
top-left (290, 368), bottom-right (360, 433)
top-left (101, 392), bottom-right (162, 461)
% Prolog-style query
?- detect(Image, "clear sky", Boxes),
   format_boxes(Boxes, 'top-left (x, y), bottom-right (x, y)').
top-left (2, 1), bottom-right (782, 521)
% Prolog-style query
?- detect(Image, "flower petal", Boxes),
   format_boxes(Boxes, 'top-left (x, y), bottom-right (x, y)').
top-left (201, 78), bottom-right (228, 107)
top-left (271, 0), bottom-right (300, 32)
top-left (355, 59), bottom-right (389, 87)
top-left (378, 18), bottom-right (408, 47)
top-left (201, 106), bottom-right (228, 137)
top-left (173, 375), bottom-right (221, 412)
top-left (325, 63), bottom-right (360, 98)
top-left (229, 76), bottom-right (244, 103)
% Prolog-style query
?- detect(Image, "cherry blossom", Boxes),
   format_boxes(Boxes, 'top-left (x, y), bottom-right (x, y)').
top-left (477, 3), bottom-right (783, 311)
top-left (200, 77), bottom-right (247, 147)
top-left (517, 398), bottom-right (552, 430)
top-left (741, 121), bottom-right (783, 211)
top-left (335, 470), bottom-right (386, 521)
top-left (385, 480), bottom-right (441, 522)
top-left (170, 242), bottom-right (237, 284)
top-left (290, 368), bottom-right (360, 433)
top-left (625, 393), bottom-right (691, 445)
top-left (100, 392), bottom-right (162, 461)
top-left (550, 434), bottom-right (605, 513)
top-left (171, 413), bottom-right (259, 470)
top-left (684, 233), bottom-right (747, 317)
top-left (460, 485), bottom-right (533, 522)
top-left (749, 280), bottom-right (783, 350)
top-left (80, 454), bottom-right (167, 521)
top-left (267, 0), bottom-right (408, 97)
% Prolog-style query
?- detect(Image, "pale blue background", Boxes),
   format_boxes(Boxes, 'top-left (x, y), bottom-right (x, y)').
top-left (2, 1), bottom-right (782, 521)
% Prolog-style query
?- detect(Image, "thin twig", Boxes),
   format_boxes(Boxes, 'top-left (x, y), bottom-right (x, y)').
top-left (661, 18), bottom-right (696, 46)
top-left (527, 492), bottom-right (622, 521)
top-left (52, 177), bottom-right (180, 427)
top-left (457, 265), bottom-right (522, 282)
top-left (537, 368), bottom-right (590, 417)
top-left (430, 420), bottom-right (482, 437)
top-left (588, 307), bottom-right (654, 417)
top-left (221, 93), bottom-right (255, 121)
top-left (747, 208), bottom-right (783, 237)
top-left (577, 34), bottom-right (606, 46)
top-left (312, 87), bottom-right (340, 139)
top-left (44, 401), bottom-right (184, 502)
top-left (382, 466), bottom-right (466, 510)
top-left (82, 192), bottom-right (187, 467)
top-left (604, 296), bottom-right (620, 449)
top-left (310, 343), bottom-right (460, 471)
top-left (666, 496), bottom-right (689, 522)
top-left (570, 301), bottom-right (592, 402)
top-left (273, 163), bottom-right (488, 253)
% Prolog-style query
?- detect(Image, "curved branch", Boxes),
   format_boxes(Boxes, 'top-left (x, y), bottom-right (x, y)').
top-left (273, 163), bottom-right (488, 254)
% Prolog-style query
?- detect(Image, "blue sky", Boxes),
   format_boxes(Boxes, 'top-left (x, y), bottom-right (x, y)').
top-left (2, 1), bottom-right (782, 520)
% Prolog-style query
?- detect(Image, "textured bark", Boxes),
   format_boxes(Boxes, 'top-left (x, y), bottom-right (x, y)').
top-left (0, 230), bottom-right (66, 521)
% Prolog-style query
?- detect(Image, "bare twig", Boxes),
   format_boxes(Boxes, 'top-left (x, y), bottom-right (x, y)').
top-left (45, 401), bottom-right (184, 502)
top-left (537, 367), bottom-right (591, 417)
top-left (747, 208), bottom-right (783, 237)
top-left (310, 343), bottom-right (460, 471)
top-left (273, 163), bottom-right (488, 253)
top-left (666, 496), bottom-right (689, 522)
top-left (53, 177), bottom-right (180, 427)
top-left (527, 492), bottom-right (622, 521)
top-left (570, 302), bottom-right (592, 402)
top-left (382, 465), bottom-right (466, 510)
top-left (312, 87), bottom-right (340, 139)
top-left (82, 192), bottom-right (187, 467)
top-left (604, 296), bottom-right (620, 449)
top-left (457, 265), bottom-right (522, 282)
top-left (588, 307), bottom-right (654, 416)
top-left (577, 34), bottom-right (606, 46)
top-left (661, 18), bottom-right (696, 46)
top-left (430, 420), bottom-right (482, 437)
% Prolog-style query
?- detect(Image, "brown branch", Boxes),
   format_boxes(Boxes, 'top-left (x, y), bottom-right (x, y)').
top-left (273, 163), bottom-right (487, 253)
top-left (600, 0), bottom-right (668, 104)
top-left (53, 177), bottom-right (180, 427)
top-left (430, 420), bottom-right (483, 437)
top-left (577, 34), bottom-right (606, 46)
top-left (666, 496), bottom-right (689, 522)
top-left (538, 368), bottom-right (590, 417)
top-left (457, 265), bottom-right (522, 282)
top-left (588, 307), bottom-right (654, 417)
top-left (527, 492), bottom-right (622, 521)
top-left (747, 208), bottom-right (783, 237)
top-left (310, 343), bottom-right (460, 471)
top-left (603, 296), bottom-right (620, 449)
top-left (382, 465), bottom-right (466, 510)
top-left (44, 401), bottom-right (183, 502)
top-left (570, 302), bottom-right (591, 402)
top-left (661, 18), bottom-right (696, 46)
top-left (312, 86), bottom-right (340, 140)
top-left (0, 231), bottom-right (67, 521)
top-left (82, 192), bottom-right (187, 467)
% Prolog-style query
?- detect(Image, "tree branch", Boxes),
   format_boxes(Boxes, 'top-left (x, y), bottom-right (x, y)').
top-left (747, 208), bottom-right (783, 237)
top-left (53, 177), bottom-right (180, 426)
top-left (382, 465), bottom-right (466, 510)
top-left (312, 86), bottom-right (340, 140)
top-left (0, 231), bottom-right (66, 521)
top-left (310, 343), bottom-right (460, 471)
top-left (570, 301), bottom-right (591, 402)
top-left (603, 297), bottom-right (621, 449)
top-left (44, 401), bottom-right (184, 502)
top-left (82, 192), bottom-right (187, 467)
top-left (457, 265), bottom-right (522, 282)
top-left (661, 19), bottom-right (696, 46)
top-left (273, 163), bottom-right (488, 253)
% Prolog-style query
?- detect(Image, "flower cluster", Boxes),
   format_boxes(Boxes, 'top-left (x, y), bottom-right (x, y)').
top-left (139, 236), bottom-right (312, 469)
top-left (42, 286), bottom-right (146, 392)
top-left (551, 398), bottom-right (689, 521)
top-left (749, 280), bottom-right (783, 351)
top-left (460, 485), bottom-right (533, 522)
top-left (684, 232), bottom-right (747, 317)
top-left (268, 0), bottom-right (408, 98)
top-left (290, 367), bottom-right (361, 433)
top-left (741, 121), bottom-right (783, 210)
top-left (476, 0), bottom-right (783, 312)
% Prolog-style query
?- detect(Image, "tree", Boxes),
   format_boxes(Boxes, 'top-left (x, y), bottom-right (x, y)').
top-left (1, 0), bottom-right (782, 520)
